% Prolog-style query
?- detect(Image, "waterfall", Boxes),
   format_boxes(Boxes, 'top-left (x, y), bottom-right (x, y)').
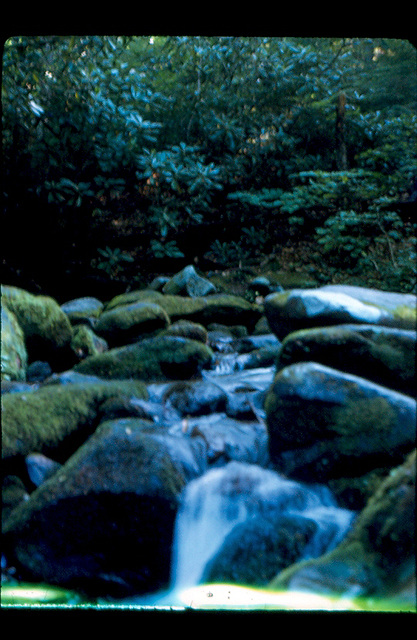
top-left (170, 464), bottom-right (251, 590)
top-left (170, 461), bottom-right (356, 592)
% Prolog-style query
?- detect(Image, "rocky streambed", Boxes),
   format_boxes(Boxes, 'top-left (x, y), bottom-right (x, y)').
top-left (1, 267), bottom-right (416, 610)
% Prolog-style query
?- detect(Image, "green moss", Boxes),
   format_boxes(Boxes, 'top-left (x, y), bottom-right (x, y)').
top-left (74, 335), bottom-right (214, 381)
top-left (2, 380), bottom-right (148, 461)
top-left (162, 320), bottom-right (208, 343)
top-left (1, 285), bottom-right (73, 349)
top-left (332, 397), bottom-right (397, 440)
top-left (105, 290), bottom-right (260, 330)
top-left (71, 324), bottom-right (108, 359)
top-left (268, 538), bottom-right (383, 595)
top-left (104, 289), bottom-right (164, 311)
top-left (1, 305), bottom-right (28, 381)
top-left (1, 286), bottom-right (73, 369)
top-left (369, 340), bottom-right (412, 377)
top-left (263, 270), bottom-right (317, 289)
top-left (95, 301), bottom-right (170, 345)
top-left (2, 476), bottom-right (29, 526)
top-left (349, 450), bottom-right (416, 562)
top-left (392, 304), bottom-right (417, 327)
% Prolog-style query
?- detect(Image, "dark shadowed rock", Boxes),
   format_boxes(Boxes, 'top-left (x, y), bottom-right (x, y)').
top-left (277, 324), bottom-right (416, 396)
top-left (265, 361), bottom-right (416, 480)
top-left (3, 419), bottom-right (188, 597)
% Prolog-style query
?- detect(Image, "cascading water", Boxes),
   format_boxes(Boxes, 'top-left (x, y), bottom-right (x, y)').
top-left (123, 362), bottom-right (356, 609)
top-left (170, 461), bottom-right (356, 593)
top-left (171, 464), bottom-right (253, 590)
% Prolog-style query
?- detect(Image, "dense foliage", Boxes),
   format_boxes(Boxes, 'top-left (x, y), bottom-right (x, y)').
top-left (2, 36), bottom-right (416, 299)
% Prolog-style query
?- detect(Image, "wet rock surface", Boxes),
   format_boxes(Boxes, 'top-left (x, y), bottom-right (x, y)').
top-left (264, 361), bottom-right (416, 480)
top-left (277, 324), bottom-right (416, 396)
top-left (1, 273), bottom-right (416, 606)
top-left (264, 284), bottom-right (417, 340)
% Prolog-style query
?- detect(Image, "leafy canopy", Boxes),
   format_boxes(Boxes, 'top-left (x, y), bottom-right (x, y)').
top-left (2, 36), bottom-right (416, 293)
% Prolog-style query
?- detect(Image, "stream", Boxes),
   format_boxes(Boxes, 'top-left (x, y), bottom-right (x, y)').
top-left (120, 346), bottom-right (357, 608)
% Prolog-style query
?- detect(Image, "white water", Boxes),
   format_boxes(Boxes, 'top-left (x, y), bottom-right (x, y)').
top-left (170, 461), bottom-right (356, 592)
top-left (171, 464), bottom-right (251, 590)
top-left (123, 364), bottom-right (356, 608)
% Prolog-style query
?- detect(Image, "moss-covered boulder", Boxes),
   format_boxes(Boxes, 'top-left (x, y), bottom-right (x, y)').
top-left (264, 361), bottom-right (416, 481)
top-left (1, 285), bottom-right (74, 368)
top-left (3, 419), bottom-right (187, 597)
top-left (2, 379), bottom-right (148, 464)
top-left (277, 324), bottom-right (416, 396)
top-left (269, 450), bottom-right (416, 604)
top-left (104, 289), bottom-right (163, 310)
top-left (94, 301), bottom-right (171, 347)
top-left (1, 305), bottom-right (28, 381)
top-left (74, 335), bottom-right (214, 382)
top-left (70, 324), bottom-right (109, 360)
top-left (104, 289), bottom-right (261, 331)
top-left (264, 285), bottom-right (417, 340)
top-left (163, 320), bottom-right (208, 344)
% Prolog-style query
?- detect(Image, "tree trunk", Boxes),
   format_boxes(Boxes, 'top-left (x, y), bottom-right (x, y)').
top-left (335, 91), bottom-right (348, 171)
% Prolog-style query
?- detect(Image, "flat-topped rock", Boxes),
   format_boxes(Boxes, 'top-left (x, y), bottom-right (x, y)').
top-left (264, 285), bottom-right (416, 339)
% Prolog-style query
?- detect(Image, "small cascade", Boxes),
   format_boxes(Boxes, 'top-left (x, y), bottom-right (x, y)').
top-left (170, 462), bottom-right (356, 593)
top-left (171, 464), bottom-right (251, 590)
top-left (212, 352), bottom-right (243, 375)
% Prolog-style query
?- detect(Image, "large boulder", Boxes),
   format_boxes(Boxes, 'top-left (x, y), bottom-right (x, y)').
top-left (264, 285), bottom-right (417, 340)
top-left (94, 301), bottom-right (171, 347)
top-left (3, 419), bottom-right (188, 597)
top-left (74, 335), bottom-right (214, 382)
top-left (104, 289), bottom-right (261, 332)
top-left (321, 284), bottom-right (417, 315)
top-left (1, 285), bottom-right (74, 369)
top-left (96, 417), bottom-right (209, 483)
top-left (277, 324), bottom-right (416, 397)
top-left (1, 305), bottom-right (28, 381)
top-left (264, 361), bottom-right (416, 481)
top-left (269, 450), bottom-right (416, 605)
top-left (2, 379), bottom-right (148, 464)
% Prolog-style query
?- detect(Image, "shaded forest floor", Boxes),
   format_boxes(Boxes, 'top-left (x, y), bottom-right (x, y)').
top-left (3, 232), bottom-right (416, 306)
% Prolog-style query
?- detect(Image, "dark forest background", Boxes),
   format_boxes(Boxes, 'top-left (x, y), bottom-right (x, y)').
top-left (2, 35), bottom-right (416, 302)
